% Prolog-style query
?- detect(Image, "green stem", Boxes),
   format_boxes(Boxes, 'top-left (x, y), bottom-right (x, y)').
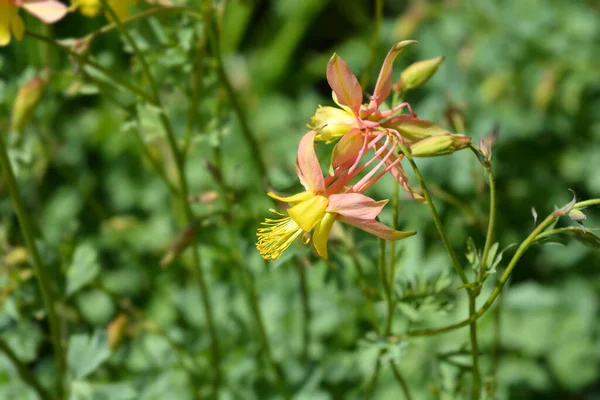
top-left (347, 241), bottom-right (380, 333)
top-left (365, 353), bottom-right (383, 399)
top-left (533, 226), bottom-right (594, 242)
top-left (99, 0), bottom-right (160, 102)
top-left (390, 361), bottom-right (413, 400)
top-left (359, 0), bottom-right (383, 88)
top-left (468, 297), bottom-right (480, 399)
top-left (388, 181), bottom-right (399, 297)
top-left (203, 4), bottom-right (268, 183)
top-left (0, 337), bottom-right (53, 400)
top-left (183, 35), bottom-right (207, 157)
top-left (378, 237), bottom-right (393, 334)
top-left (132, 117), bottom-right (180, 196)
top-left (24, 31), bottom-right (156, 105)
top-left (0, 134), bottom-right (64, 399)
top-left (490, 290), bottom-right (503, 395)
top-left (244, 264), bottom-right (291, 398)
top-left (477, 169), bottom-right (496, 285)
top-left (402, 198), bottom-right (600, 338)
top-left (397, 142), bottom-right (469, 285)
top-left (85, 6), bottom-right (203, 42)
top-left (99, 2), bottom-right (222, 394)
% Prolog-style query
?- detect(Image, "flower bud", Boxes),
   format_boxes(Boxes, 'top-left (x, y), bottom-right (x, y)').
top-left (11, 76), bottom-right (46, 132)
top-left (383, 115), bottom-right (449, 144)
top-left (397, 56), bottom-right (445, 92)
top-left (410, 134), bottom-right (471, 157)
top-left (107, 313), bottom-right (128, 350)
top-left (568, 209), bottom-right (586, 222)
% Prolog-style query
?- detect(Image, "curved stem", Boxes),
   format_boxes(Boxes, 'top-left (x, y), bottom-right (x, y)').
top-left (468, 297), bottom-right (480, 399)
top-left (99, 0), bottom-right (160, 103)
top-left (402, 198), bottom-right (600, 338)
top-left (0, 337), bottom-right (53, 400)
top-left (0, 134), bottom-right (64, 399)
top-left (397, 142), bottom-right (469, 285)
top-left (85, 6), bottom-right (203, 42)
top-left (390, 361), bottom-right (413, 400)
top-left (360, 0), bottom-right (383, 89)
top-left (24, 31), bottom-right (156, 105)
top-left (477, 169), bottom-right (496, 284)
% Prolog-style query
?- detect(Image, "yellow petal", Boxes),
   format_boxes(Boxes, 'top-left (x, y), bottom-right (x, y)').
top-left (312, 212), bottom-right (336, 259)
top-left (288, 195), bottom-right (328, 232)
top-left (268, 190), bottom-right (314, 205)
top-left (11, 14), bottom-right (24, 42)
top-left (0, 4), bottom-right (16, 46)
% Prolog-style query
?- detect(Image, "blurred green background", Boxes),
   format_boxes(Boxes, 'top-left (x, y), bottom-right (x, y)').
top-left (1, 0), bottom-right (599, 399)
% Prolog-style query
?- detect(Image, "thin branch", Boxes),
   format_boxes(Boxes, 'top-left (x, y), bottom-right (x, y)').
top-left (0, 134), bottom-right (64, 399)
top-left (0, 337), bottom-right (52, 400)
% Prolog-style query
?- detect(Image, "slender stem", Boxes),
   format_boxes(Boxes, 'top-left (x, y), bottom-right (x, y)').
top-left (388, 181), bottom-right (399, 294)
top-left (490, 289), bottom-right (503, 395)
top-left (533, 226), bottom-right (595, 242)
top-left (0, 337), bottom-right (53, 400)
top-left (390, 361), bottom-right (413, 400)
top-left (183, 35), bottom-right (207, 157)
top-left (397, 142), bottom-right (469, 285)
top-left (477, 169), bottom-right (496, 284)
top-left (428, 183), bottom-right (483, 228)
top-left (133, 117), bottom-right (181, 196)
top-left (99, 3), bottom-right (222, 394)
top-left (86, 6), bottom-right (203, 41)
top-left (24, 31), bottom-right (156, 105)
top-left (378, 237), bottom-right (393, 334)
top-left (100, 0), bottom-right (160, 103)
top-left (244, 264), bottom-right (291, 399)
top-left (203, 4), bottom-right (268, 183)
top-left (401, 198), bottom-right (600, 338)
top-left (347, 241), bottom-right (380, 333)
top-left (359, 0), bottom-right (383, 88)
top-left (468, 297), bottom-right (480, 399)
top-left (0, 134), bottom-right (64, 399)
top-left (365, 353), bottom-right (383, 399)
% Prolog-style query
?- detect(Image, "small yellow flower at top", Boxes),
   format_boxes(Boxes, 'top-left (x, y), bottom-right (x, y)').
top-left (0, 0), bottom-right (67, 46)
top-left (71, 0), bottom-right (133, 20)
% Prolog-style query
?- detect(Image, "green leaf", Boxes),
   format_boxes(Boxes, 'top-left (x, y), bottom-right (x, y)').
top-left (68, 331), bottom-right (111, 380)
top-left (465, 237), bottom-right (480, 270)
top-left (66, 244), bottom-right (100, 297)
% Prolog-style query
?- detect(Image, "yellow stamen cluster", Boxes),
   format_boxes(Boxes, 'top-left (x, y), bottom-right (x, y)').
top-left (256, 210), bottom-right (305, 261)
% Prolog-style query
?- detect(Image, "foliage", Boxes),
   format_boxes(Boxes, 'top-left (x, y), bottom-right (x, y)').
top-left (1, 1), bottom-right (599, 399)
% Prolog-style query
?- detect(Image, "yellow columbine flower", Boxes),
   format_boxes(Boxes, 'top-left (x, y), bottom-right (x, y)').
top-left (257, 130), bottom-right (415, 261)
top-left (71, 0), bottom-right (132, 20)
top-left (0, 0), bottom-right (67, 47)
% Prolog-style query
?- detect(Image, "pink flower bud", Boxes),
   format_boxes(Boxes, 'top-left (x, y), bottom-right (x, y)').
top-left (11, 76), bottom-right (46, 132)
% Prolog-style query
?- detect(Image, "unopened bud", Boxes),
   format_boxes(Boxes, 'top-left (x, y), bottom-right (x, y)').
top-left (568, 209), bottom-right (586, 222)
top-left (384, 115), bottom-right (449, 144)
top-left (11, 76), bottom-right (46, 132)
top-left (107, 313), bottom-right (128, 350)
top-left (410, 134), bottom-right (471, 157)
top-left (398, 56), bottom-right (445, 92)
